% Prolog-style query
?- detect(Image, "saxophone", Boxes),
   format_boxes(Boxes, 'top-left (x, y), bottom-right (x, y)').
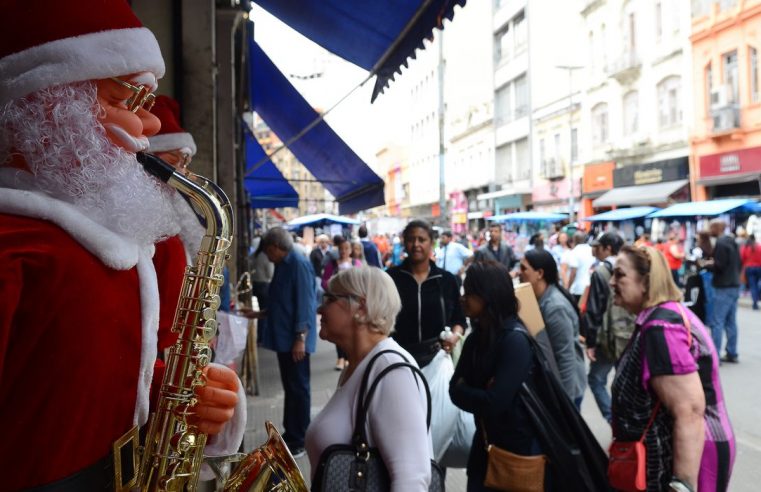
top-left (124, 153), bottom-right (307, 492)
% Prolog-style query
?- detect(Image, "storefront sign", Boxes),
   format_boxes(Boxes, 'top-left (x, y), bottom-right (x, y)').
top-left (613, 157), bottom-right (688, 187)
top-left (700, 146), bottom-right (761, 177)
top-left (582, 161), bottom-right (614, 194)
top-left (532, 177), bottom-right (581, 203)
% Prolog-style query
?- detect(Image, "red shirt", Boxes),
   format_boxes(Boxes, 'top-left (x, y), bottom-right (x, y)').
top-left (663, 242), bottom-right (684, 270)
top-left (741, 243), bottom-right (761, 268)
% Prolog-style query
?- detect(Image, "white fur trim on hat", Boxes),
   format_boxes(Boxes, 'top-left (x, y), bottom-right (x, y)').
top-left (0, 27), bottom-right (165, 106)
top-left (148, 132), bottom-right (198, 156)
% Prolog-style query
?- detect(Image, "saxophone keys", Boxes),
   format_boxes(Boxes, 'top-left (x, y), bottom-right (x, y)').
top-left (170, 430), bottom-right (198, 453)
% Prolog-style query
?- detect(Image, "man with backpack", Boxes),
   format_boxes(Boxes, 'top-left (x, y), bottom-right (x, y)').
top-left (584, 232), bottom-right (635, 423)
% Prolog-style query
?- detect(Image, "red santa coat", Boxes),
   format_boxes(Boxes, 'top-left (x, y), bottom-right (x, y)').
top-left (0, 188), bottom-right (185, 489)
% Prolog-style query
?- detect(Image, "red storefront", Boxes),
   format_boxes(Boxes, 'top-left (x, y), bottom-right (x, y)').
top-left (698, 146), bottom-right (761, 198)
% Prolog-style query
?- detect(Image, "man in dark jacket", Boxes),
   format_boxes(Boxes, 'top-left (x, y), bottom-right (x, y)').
top-left (358, 225), bottom-right (382, 268)
top-left (474, 223), bottom-right (518, 272)
top-left (388, 220), bottom-right (467, 367)
top-left (309, 234), bottom-right (330, 278)
top-left (708, 219), bottom-right (742, 363)
top-left (584, 232), bottom-right (634, 423)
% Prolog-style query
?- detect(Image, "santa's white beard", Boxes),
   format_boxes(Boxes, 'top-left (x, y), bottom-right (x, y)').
top-left (0, 82), bottom-right (181, 246)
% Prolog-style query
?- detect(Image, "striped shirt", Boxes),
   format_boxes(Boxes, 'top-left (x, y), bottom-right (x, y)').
top-left (611, 301), bottom-right (735, 491)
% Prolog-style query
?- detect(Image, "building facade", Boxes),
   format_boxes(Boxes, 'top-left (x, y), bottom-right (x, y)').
top-left (443, 0), bottom-right (495, 233)
top-left (691, 0), bottom-right (761, 200)
top-left (579, 0), bottom-right (693, 217)
top-left (253, 117), bottom-right (334, 222)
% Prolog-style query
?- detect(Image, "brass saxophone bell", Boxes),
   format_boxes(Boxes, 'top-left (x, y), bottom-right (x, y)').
top-left (221, 421), bottom-right (308, 492)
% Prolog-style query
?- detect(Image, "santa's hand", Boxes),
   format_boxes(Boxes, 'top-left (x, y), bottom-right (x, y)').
top-left (193, 365), bottom-right (239, 435)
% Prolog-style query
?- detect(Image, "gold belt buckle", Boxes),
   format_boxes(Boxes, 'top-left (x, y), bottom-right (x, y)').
top-left (113, 425), bottom-right (140, 491)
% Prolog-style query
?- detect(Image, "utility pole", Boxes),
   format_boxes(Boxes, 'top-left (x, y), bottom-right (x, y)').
top-left (437, 32), bottom-right (447, 228)
top-left (555, 65), bottom-right (583, 223)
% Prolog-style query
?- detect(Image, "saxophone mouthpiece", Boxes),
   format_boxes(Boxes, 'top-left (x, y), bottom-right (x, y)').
top-left (136, 151), bottom-right (176, 183)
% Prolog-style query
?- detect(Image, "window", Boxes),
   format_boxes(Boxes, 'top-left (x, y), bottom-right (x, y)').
top-left (515, 138), bottom-right (530, 180)
top-left (723, 50), bottom-right (739, 103)
top-left (623, 91), bottom-right (639, 135)
top-left (553, 133), bottom-right (561, 161)
top-left (655, 2), bottom-right (663, 42)
top-left (751, 47), bottom-right (759, 103)
top-left (657, 76), bottom-right (682, 127)
top-left (592, 103), bottom-right (609, 146)
top-left (514, 11), bottom-right (527, 53)
top-left (624, 11), bottom-right (637, 55)
top-left (705, 63), bottom-right (713, 114)
top-left (495, 26), bottom-right (511, 63)
top-left (495, 84), bottom-right (512, 124)
top-left (588, 31), bottom-right (595, 73)
top-left (600, 24), bottom-right (607, 69)
top-left (570, 128), bottom-right (578, 163)
top-left (539, 138), bottom-right (546, 164)
top-left (496, 144), bottom-right (513, 183)
top-left (514, 75), bottom-right (529, 118)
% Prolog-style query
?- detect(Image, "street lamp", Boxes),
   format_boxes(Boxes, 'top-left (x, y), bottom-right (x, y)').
top-left (555, 64), bottom-right (584, 223)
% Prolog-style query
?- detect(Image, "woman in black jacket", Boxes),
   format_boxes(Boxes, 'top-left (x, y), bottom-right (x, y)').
top-left (387, 220), bottom-right (466, 367)
top-left (449, 261), bottom-right (545, 492)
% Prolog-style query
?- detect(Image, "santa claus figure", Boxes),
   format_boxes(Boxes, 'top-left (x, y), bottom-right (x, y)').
top-left (148, 94), bottom-right (207, 260)
top-left (0, 1), bottom-right (243, 489)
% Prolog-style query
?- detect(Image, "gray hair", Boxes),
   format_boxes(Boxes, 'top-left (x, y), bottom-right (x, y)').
top-left (261, 226), bottom-right (293, 252)
top-left (328, 266), bottom-right (401, 336)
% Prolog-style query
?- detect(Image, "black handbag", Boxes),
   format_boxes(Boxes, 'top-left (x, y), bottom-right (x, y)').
top-left (312, 349), bottom-right (445, 491)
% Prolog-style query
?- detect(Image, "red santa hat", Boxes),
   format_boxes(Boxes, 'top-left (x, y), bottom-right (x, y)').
top-left (147, 95), bottom-right (197, 156)
top-left (0, 0), bottom-right (165, 107)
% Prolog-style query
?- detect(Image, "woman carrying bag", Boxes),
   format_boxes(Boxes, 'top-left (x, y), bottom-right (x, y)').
top-left (608, 245), bottom-right (735, 491)
top-left (306, 266), bottom-right (439, 491)
top-left (449, 261), bottom-right (547, 492)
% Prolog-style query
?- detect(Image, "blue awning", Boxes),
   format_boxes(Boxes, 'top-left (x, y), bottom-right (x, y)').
top-left (648, 199), bottom-right (754, 218)
top-left (584, 207), bottom-right (660, 222)
top-left (248, 38), bottom-right (385, 215)
top-left (253, 0), bottom-right (467, 101)
top-left (488, 212), bottom-right (568, 223)
top-left (243, 126), bottom-right (299, 209)
top-left (288, 213), bottom-right (360, 230)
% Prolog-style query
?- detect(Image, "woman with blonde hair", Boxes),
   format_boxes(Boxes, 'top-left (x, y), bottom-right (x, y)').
top-left (609, 245), bottom-right (735, 491)
top-left (306, 266), bottom-right (433, 491)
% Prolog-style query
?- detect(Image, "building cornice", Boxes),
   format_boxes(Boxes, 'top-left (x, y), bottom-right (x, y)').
top-left (691, 3), bottom-right (761, 42)
top-left (580, 0), bottom-right (605, 18)
top-left (449, 118), bottom-right (494, 144)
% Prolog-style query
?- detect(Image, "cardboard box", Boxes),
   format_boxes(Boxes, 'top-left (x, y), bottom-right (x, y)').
top-left (514, 282), bottom-right (545, 336)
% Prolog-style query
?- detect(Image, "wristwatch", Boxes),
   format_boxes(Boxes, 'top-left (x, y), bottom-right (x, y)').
top-left (295, 331), bottom-right (306, 342)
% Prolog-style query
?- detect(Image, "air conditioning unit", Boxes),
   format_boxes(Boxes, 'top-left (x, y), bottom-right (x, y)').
top-left (710, 85), bottom-right (729, 109)
top-left (712, 106), bottom-right (739, 132)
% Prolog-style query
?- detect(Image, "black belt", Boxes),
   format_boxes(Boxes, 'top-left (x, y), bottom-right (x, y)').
top-left (28, 453), bottom-right (114, 491)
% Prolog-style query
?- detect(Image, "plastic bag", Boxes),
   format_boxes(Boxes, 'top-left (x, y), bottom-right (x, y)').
top-left (215, 311), bottom-right (250, 367)
top-left (439, 405), bottom-right (476, 468)
top-left (421, 350), bottom-right (459, 461)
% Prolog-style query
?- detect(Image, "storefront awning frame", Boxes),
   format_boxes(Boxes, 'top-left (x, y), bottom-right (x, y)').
top-left (592, 179), bottom-right (689, 208)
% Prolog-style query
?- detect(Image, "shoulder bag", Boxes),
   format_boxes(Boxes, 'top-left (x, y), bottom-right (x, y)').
top-left (607, 303), bottom-right (693, 492)
top-left (482, 422), bottom-right (547, 492)
top-left (312, 349), bottom-right (445, 492)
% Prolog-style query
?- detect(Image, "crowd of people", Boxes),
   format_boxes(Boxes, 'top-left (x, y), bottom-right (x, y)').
top-left (244, 214), bottom-right (750, 491)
